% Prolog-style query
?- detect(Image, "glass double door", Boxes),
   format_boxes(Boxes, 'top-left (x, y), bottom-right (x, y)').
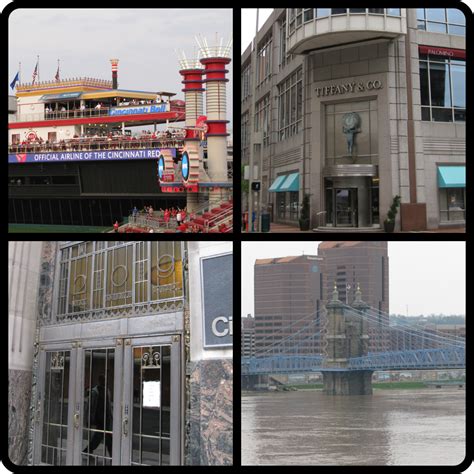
top-left (34, 335), bottom-right (181, 466)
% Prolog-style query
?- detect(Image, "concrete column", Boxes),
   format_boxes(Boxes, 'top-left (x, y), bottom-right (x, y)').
top-left (323, 370), bottom-right (374, 395)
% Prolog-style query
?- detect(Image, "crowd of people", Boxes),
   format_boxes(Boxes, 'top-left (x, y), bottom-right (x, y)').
top-left (42, 97), bottom-right (179, 121)
top-left (8, 129), bottom-right (186, 153)
top-left (124, 206), bottom-right (203, 233)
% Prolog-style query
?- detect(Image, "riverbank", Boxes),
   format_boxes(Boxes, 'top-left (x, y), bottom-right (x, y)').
top-left (275, 380), bottom-right (464, 391)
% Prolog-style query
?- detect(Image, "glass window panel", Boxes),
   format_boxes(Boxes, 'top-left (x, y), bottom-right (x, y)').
top-left (447, 8), bottom-right (465, 24)
top-left (448, 24), bottom-right (465, 35)
top-left (417, 20), bottom-right (426, 30)
top-left (419, 62), bottom-right (430, 105)
top-left (332, 8), bottom-right (346, 15)
top-left (427, 22), bottom-right (447, 33)
top-left (386, 8), bottom-right (400, 16)
top-left (426, 8), bottom-right (446, 22)
top-left (451, 64), bottom-right (465, 108)
top-left (350, 8), bottom-right (365, 13)
top-left (432, 108), bottom-right (453, 121)
top-left (303, 8), bottom-right (313, 22)
top-left (429, 62), bottom-right (451, 107)
top-left (82, 349), bottom-right (113, 460)
top-left (141, 436), bottom-right (160, 465)
top-left (42, 351), bottom-right (70, 465)
top-left (421, 107), bottom-right (431, 121)
top-left (161, 439), bottom-right (170, 466)
top-left (417, 8), bottom-right (425, 20)
top-left (132, 435), bottom-right (141, 464)
top-left (317, 8), bottom-right (330, 17)
top-left (454, 109), bottom-right (466, 122)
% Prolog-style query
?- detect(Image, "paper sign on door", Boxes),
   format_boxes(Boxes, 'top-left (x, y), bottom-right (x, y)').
top-left (143, 381), bottom-right (161, 408)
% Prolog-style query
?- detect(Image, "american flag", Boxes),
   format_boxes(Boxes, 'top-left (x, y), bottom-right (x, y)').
top-left (32, 61), bottom-right (38, 84)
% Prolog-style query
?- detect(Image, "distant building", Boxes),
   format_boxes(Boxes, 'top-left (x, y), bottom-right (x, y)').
top-left (241, 314), bottom-right (256, 357)
top-left (318, 241), bottom-right (389, 352)
top-left (254, 255), bottom-right (323, 356)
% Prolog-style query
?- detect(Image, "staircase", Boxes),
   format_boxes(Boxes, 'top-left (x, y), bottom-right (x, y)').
top-left (177, 199), bottom-right (233, 233)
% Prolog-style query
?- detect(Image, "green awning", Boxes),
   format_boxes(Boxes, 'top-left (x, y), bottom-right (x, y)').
top-left (268, 175), bottom-right (287, 192)
top-left (279, 173), bottom-right (300, 192)
top-left (438, 166), bottom-right (465, 188)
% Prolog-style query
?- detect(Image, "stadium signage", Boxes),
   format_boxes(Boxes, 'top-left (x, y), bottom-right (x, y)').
top-left (109, 103), bottom-right (168, 116)
top-left (9, 148), bottom-right (176, 163)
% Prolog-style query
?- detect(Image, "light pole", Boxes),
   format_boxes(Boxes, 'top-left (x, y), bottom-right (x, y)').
top-left (247, 8), bottom-right (259, 232)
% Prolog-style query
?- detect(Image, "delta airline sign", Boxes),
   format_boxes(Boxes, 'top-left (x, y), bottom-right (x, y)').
top-left (9, 148), bottom-right (176, 164)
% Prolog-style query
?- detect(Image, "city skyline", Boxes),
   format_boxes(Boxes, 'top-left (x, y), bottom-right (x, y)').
top-left (242, 241), bottom-right (466, 317)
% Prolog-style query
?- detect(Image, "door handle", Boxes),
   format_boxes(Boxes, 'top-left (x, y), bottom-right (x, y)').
top-left (74, 412), bottom-right (80, 429)
top-left (122, 417), bottom-right (129, 436)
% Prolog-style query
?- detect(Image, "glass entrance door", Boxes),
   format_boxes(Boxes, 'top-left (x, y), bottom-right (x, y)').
top-left (335, 188), bottom-right (358, 226)
top-left (121, 335), bottom-right (181, 466)
top-left (34, 335), bottom-right (181, 466)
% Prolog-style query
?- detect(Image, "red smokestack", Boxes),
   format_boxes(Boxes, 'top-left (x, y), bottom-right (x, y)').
top-left (110, 58), bottom-right (119, 89)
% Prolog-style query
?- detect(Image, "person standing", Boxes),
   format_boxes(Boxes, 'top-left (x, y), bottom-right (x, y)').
top-left (83, 374), bottom-right (113, 458)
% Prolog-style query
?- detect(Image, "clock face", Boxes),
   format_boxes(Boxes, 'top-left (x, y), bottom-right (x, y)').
top-left (343, 112), bottom-right (359, 129)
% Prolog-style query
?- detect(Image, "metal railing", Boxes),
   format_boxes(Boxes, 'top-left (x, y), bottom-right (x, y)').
top-left (10, 105), bottom-right (185, 123)
top-left (9, 136), bottom-right (185, 153)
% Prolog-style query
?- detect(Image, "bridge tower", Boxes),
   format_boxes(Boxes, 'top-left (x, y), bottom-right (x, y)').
top-left (323, 283), bottom-right (373, 395)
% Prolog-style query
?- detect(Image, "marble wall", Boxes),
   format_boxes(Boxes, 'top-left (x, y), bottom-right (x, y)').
top-left (8, 369), bottom-right (33, 465)
top-left (187, 359), bottom-right (233, 465)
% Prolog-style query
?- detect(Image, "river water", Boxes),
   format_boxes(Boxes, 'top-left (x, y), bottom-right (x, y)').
top-left (242, 389), bottom-right (465, 465)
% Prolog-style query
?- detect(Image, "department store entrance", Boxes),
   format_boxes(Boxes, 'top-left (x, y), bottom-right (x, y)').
top-left (33, 332), bottom-right (181, 466)
top-left (335, 188), bottom-right (358, 227)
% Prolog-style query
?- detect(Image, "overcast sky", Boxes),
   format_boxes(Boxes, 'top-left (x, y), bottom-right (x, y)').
top-left (242, 242), bottom-right (466, 317)
top-left (241, 8), bottom-right (273, 54)
top-left (8, 8), bottom-right (233, 132)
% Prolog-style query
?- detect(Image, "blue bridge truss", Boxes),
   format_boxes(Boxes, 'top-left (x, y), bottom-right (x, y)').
top-left (241, 348), bottom-right (465, 375)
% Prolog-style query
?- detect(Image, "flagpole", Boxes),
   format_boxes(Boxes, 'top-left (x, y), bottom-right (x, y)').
top-left (37, 55), bottom-right (40, 83)
top-left (19, 61), bottom-right (21, 84)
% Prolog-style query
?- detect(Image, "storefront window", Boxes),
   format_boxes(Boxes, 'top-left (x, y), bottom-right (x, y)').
top-left (439, 188), bottom-right (465, 222)
top-left (419, 53), bottom-right (465, 122)
top-left (289, 192), bottom-right (299, 220)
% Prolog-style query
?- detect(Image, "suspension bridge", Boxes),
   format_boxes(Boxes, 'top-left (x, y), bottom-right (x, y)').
top-left (241, 285), bottom-right (465, 394)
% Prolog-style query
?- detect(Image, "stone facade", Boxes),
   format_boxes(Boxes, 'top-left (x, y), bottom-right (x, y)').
top-left (187, 359), bottom-right (233, 465)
